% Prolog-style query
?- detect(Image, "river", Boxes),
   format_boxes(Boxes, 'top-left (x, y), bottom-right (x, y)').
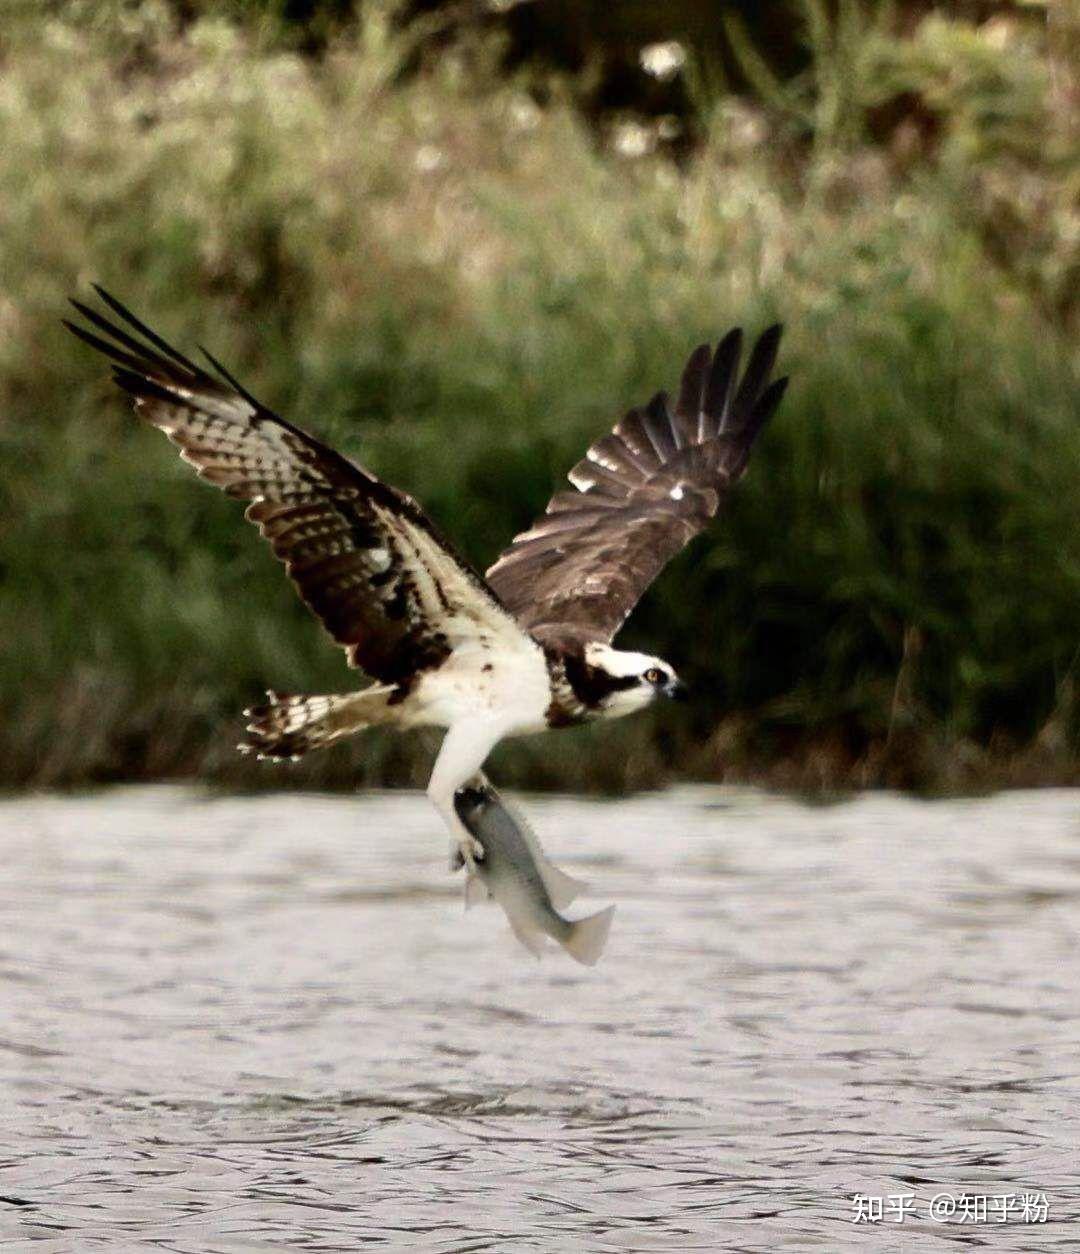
top-left (2, 786), bottom-right (1078, 1249)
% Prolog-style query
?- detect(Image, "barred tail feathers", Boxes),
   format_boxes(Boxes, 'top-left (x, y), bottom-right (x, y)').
top-left (240, 686), bottom-right (395, 760)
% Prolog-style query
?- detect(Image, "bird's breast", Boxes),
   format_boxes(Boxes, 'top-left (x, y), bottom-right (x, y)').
top-left (409, 640), bottom-right (552, 734)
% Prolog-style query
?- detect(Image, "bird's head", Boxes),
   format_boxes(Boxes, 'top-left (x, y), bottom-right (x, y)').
top-left (582, 644), bottom-right (688, 718)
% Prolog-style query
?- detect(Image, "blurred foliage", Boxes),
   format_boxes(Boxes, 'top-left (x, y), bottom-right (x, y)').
top-left (0, 0), bottom-right (1077, 793)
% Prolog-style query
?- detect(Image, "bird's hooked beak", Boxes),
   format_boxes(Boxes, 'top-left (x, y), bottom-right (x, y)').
top-left (665, 678), bottom-right (689, 702)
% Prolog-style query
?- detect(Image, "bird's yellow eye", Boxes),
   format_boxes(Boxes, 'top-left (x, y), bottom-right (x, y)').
top-left (644, 668), bottom-right (663, 684)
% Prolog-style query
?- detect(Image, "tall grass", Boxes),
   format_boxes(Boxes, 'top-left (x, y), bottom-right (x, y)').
top-left (0, 3), bottom-right (1077, 792)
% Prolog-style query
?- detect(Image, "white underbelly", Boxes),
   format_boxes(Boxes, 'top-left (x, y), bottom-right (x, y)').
top-left (406, 642), bottom-right (551, 735)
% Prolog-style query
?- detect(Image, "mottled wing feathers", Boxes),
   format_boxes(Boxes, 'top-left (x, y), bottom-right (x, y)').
top-left (66, 288), bottom-right (522, 683)
top-left (486, 326), bottom-right (787, 644)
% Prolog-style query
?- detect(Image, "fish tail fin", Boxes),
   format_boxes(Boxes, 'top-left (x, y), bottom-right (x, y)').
top-left (562, 905), bottom-right (616, 967)
top-left (239, 686), bottom-right (394, 760)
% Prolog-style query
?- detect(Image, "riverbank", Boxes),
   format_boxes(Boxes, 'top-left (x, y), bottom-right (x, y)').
top-left (1, 5), bottom-right (1077, 792)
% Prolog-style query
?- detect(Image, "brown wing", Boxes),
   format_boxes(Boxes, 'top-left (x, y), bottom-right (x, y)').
top-left (66, 288), bottom-right (527, 686)
top-left (486, 326), bottom-right (788, 645)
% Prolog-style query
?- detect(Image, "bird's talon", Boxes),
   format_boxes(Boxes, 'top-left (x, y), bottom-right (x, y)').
top-left (451, 835), bottom-right (484, 874)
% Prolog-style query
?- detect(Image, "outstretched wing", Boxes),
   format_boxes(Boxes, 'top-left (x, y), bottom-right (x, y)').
top-left (66, 288), bottom-right (526, 686)
top-left (485, 326), bottom-right (788, 646)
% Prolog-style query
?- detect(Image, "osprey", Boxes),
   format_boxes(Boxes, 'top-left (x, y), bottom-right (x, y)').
top-left (67, 289), bottom-right (788, 869)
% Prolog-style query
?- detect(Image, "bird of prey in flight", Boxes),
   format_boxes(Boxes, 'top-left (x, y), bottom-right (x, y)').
top-left (67, 289), bottom-right (787, 870)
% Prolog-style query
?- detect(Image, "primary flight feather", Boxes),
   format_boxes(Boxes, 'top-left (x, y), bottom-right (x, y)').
top-left (67, 290), bottom-right (787, 871)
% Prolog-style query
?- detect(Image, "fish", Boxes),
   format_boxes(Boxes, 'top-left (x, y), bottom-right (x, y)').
top-left (453, 777), bottom-right (615, 966)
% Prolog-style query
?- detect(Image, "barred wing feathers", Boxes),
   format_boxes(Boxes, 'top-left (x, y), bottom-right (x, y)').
top-left (66, 288), bottom-right (524, 685)
top-left (486, 326), bottom-right (788, 645)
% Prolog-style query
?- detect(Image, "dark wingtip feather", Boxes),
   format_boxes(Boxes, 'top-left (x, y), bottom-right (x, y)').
top-left (110, 366), bottom-right (185, 409)
top-left (90, 284), bottom-right (129, 320)
top-left (673, 342), bottom-right (712, 446)
top-left (68, 297), bottom-right (181, 376)
top-left (63, 317), bottom-right (157, 377)
top-left (198, 344), bottom-right (262, 411)
top-left (62, 317), bottom-right (95, 354)
top-left (737, 374), bottom-right (789, 457)
top-left (89, 285), bottom-right (202, 374)
top-left (674, 343), bottom-right (711, 419)
top-left (70, 296), bottom-right (131, 342)
top-left (755, 324), bottom-right (784, 376)
top-left (756, 373), bottom-right (789, 422)
top-left (641, 389), bottom-right (677, 459)
top-left (703, 327), bottom-right (744, 432)
top-left (731, 323), bottom-right (784, 428)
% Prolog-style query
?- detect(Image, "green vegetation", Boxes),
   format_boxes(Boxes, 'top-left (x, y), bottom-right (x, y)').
top-left (1, 2), bottom-right (1077, 793)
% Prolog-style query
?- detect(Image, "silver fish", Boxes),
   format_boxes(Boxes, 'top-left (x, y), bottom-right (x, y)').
top-left (453, 778), bottom-right (615, 966)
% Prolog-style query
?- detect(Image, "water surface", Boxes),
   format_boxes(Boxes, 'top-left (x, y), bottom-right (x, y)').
top-left (2, 786), bottom-right (1078, 1249)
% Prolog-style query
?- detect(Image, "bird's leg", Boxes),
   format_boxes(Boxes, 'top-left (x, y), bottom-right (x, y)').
top-left (447, 774), bottom-right (492, 873)
top-left (427, 723), bottom-right (501, 873)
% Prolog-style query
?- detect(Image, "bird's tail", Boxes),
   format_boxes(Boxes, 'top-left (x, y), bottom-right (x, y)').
top-left (238, 686), bottom-right (395, 760)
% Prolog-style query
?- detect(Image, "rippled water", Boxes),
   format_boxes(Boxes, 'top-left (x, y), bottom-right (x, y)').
top-left (2, 786), bottom-right (1079, 1249)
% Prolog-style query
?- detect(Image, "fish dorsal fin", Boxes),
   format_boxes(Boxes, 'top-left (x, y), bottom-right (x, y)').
top-left (464, 873), bottom-right (489, 911)
top-left (539, 862), bottom-right (588, 911)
